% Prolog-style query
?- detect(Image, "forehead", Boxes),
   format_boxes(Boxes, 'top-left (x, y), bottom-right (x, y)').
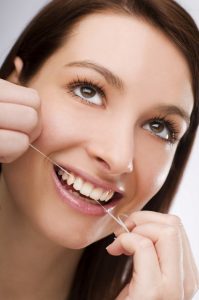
top-left (47, 12), bottom-right (194, 112)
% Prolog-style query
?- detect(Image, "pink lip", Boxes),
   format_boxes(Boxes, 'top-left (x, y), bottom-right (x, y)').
top-left (52, 167), bottom-right (121, 216)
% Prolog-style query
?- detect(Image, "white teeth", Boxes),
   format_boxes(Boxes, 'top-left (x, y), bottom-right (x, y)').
top-left (79, 182), bottom-right (94, 197)
top-left (58, 169), bottom-right (64, 176)
top-left (101, 190), bottom-right (114, 202)
top-left (59, 168), bottom-right (115, 202)
top-left (62, 172), bottom-right (68, 181)
top-left (89, 187), bottom-right (104, 201)
top-left (73, 177), bottom-right (83, 191)
top-left (100, 191), bottom-right (110, 201)
top-left (105, 191), bottom-right (114, 202)
top-left (67, 173), bottom-right (75, 185)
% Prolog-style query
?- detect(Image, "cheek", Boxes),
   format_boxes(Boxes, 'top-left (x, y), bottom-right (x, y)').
top-left (120, 140), bottom-right (176, 214)
top-left (41, 102), bottom-right (81, 145)
top-left (37, 92), bottom-right (100, 151)
top-left (136, 141), bottom-right (175, 205)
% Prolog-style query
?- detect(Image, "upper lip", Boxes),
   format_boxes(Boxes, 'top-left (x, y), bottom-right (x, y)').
top-left (54, 163), bottom-right (125, 196)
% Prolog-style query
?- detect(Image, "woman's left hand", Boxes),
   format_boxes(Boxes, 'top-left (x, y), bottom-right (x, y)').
top-left (106, 211), bottom-right (199, 300)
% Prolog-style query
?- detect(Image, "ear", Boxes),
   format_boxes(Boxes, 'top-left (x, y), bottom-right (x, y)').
top-left (8, 56), bottom-right (24, 84)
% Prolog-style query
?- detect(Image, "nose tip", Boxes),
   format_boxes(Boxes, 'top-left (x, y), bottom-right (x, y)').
top-left (126, 161), bottom-right (133, 173)
top-left (86, 129), bottom-right (134, 176)
top-left (95, 153), bottom-right (133, 176)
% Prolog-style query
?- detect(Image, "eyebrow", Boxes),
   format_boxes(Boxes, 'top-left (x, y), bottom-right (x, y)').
top-left (66, 60), bottom-right (124, 90)
top-left (154, 105), bottom-right (190, 124)
top-left (65, 60), bottom-right (191, 124)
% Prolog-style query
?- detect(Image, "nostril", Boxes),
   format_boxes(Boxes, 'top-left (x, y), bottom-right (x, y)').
top-left (96, 156), bottom-right (110, 170)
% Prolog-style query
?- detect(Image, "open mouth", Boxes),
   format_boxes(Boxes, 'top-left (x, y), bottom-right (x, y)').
top-left (54, 165), bottom-right (123, 207)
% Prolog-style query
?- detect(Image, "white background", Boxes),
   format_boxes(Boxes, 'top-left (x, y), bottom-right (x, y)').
top-left (0, 0), bottom-right (198, 298)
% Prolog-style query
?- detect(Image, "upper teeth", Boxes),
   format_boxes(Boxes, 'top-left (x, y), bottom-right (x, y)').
top-left (58, 169), bottom-right (114, 202)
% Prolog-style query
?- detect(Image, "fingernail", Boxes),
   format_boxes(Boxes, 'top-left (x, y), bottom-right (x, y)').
top-left (106, 237), bottom-right (117, 251)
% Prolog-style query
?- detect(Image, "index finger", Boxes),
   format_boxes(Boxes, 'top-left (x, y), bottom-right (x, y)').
top-left (0, 79), bottom-right (40, 109)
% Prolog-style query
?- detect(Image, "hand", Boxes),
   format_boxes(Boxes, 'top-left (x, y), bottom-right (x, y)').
top-left (0, 79), bottom-right (41, 163)
top-left (106, 211), bottom-right (199, 300)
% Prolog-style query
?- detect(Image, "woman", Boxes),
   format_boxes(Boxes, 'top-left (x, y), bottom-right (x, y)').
top-left (0, 0), bottom-right (198, 299)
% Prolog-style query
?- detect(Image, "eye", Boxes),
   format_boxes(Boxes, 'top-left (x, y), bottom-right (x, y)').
top-left (67, 79), bottom-right (105, 106)
top-left (143, 118), bottom-right (179, 143)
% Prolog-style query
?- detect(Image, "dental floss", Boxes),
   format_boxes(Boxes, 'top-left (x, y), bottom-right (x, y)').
top-left (117, 215), bottom-right (130, 233)
top-left (29, 143), bottom-right (129, 233)
top-left (29, 144), bottom-right (70, 175)
top-left (93, 199), bottom-right (129, 233)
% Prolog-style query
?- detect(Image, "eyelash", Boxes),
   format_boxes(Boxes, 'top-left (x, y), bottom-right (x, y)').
top-left (66, 77), bottom-right (106, 106)
top-left (147, 115), bottom-right (180, 144)
top-left (66, 78), bottom-right (180, 144)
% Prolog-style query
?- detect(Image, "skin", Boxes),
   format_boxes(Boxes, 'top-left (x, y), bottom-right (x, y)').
top-left (0, 12), bottom-right (198, 300)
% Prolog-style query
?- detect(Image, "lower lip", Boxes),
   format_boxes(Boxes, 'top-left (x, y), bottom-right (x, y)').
top-left (52, 168), bottom-right (119, 216)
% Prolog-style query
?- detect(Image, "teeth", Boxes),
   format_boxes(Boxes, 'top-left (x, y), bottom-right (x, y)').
top-left (105, 191), bottom-right (114, 202)
top-left (58, 169), bottom-right (64, 176)
top-left (67, 173), bottom-right (75, 185)
top-left (59, 168), bottom-right (114, 202)
top-left (89, 187), bottom-right (104, 201)
top-left (79, 182), bottom-right (94, 197)
top-left (100, 191), bottom-right (110, 201)
top-left (73, 177), bottom-right (83, 191)
top-left (62, 172), bottom-right (68, 181)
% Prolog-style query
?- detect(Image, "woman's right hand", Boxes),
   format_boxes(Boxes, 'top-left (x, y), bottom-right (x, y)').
top-left (0, 79), bottom-right (41, 163)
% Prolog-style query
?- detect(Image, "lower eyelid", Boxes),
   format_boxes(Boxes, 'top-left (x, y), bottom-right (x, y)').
top-left (142, 122), bottom-right (179, 143)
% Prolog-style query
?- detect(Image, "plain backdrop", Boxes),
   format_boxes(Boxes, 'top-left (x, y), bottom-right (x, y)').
top-left (0, 0), bottom-right (198, 299)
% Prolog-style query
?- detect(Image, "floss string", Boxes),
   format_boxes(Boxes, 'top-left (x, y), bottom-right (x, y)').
top-left (29, 143), bottom-right (129, 233)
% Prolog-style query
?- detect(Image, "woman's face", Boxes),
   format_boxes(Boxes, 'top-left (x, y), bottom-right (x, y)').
top-left (3, 13), bottom-right (193, 249)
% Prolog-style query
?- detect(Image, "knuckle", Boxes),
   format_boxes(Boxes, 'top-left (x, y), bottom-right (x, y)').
top-left (28, 88), bottom-right (40, 108)
top-left (26, 108), bottom-right (39, 130)
top-left (18, 133), bottom-right (29, 149)
top-left (119, 233), bottom-right (129, 246)
top-left (137, 237), bottom-right (153, 250)
top-left (163, 225), bottom-right (179, 239)
top-left (167, 214), bottom-right (182, 227)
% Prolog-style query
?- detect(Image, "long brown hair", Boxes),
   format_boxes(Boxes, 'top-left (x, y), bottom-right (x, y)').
top-left (0, 1), bottom-right (198, 299)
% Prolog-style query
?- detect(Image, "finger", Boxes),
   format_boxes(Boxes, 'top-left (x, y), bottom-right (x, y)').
top-left (134, 222), bottom-right (199, 298)
top-left (0, 103), bottom-right (39, 134)
top-left (180, 226), bottom-right (199, 298)
top-left (132, 223), bottom-right (183, 284)
top-left (126, 210), bottom-right (180, 225)
top-left (127, 211), bottom-right (199, 297)
top-left (0, 79), bottom-right (40, 109)
top-left (0, 130), bottom-right (29, 163)
top-left (106, 232), bottom-right (161, 287)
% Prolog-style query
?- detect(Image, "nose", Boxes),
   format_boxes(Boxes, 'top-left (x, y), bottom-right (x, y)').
top-left (86, 122), bottom-right (134, 176)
